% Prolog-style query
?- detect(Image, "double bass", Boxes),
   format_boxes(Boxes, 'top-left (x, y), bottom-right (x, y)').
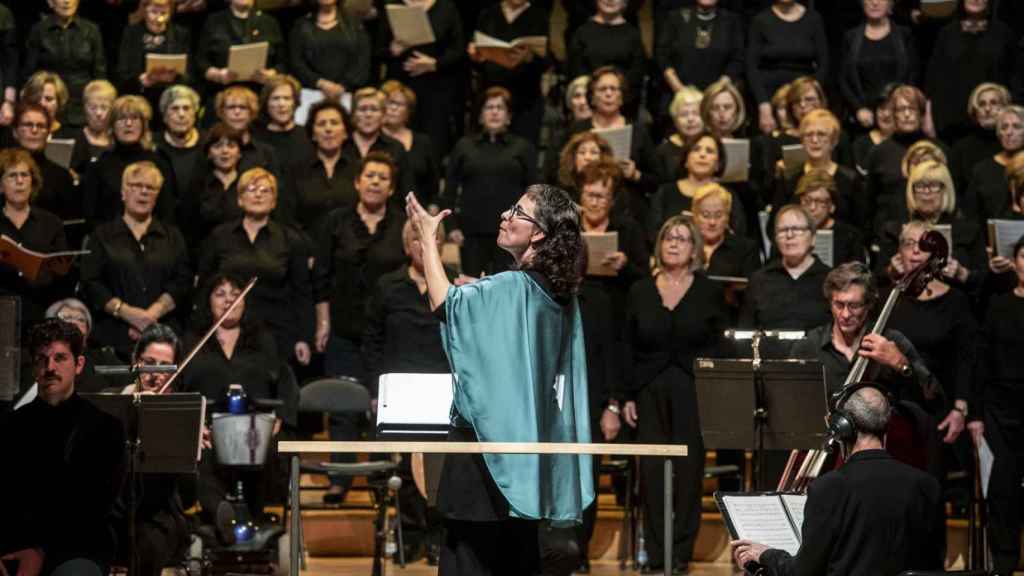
top-left (778, 230), bottom-right (949, 491)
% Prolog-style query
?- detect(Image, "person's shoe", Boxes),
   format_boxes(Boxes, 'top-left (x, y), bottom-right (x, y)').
top-left (425, 542), bottom-right (440, 566)
top-left (215, 501), bottom-right (236, 546)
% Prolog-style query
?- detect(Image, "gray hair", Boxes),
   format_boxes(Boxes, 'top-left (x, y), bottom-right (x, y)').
top-left (159, 84), bottom-right (201, 117)
top-left (822, 262), bottom-right (878, 307)
top-left (45, 298), bottom-right (93, 332)
top-left (843, 386), bottom-right (892, 437)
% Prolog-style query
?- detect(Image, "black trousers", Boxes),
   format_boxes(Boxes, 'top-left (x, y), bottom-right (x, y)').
top-left (439, 519), bottom-right (540, 576)
top-left (985, 391), bottom-right (1024, 574)
top-left (636, 367), bottom-right (705, 568)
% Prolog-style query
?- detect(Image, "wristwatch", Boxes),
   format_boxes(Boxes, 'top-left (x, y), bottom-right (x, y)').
top-left (899, 362), bottom-right (914, 378)
top-left (606, 404), bottom-right (621, 415)
top-left (953, 404), bottom-right (968, 417)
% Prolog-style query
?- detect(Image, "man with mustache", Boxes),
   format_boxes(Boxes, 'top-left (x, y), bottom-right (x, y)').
top-left (0, 319), bottom-right (126, 576)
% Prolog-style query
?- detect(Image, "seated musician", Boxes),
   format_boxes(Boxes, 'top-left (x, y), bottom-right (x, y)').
top-left (0, 319), bottom-right (126, 576)
top-left (731, 385), bottom-right (944, 575)
top-left (111, 324), bottom-right (191, 576)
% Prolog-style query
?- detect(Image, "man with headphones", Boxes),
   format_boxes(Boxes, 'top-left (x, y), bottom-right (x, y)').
top-left (731, 384), bottom-right (944, 575)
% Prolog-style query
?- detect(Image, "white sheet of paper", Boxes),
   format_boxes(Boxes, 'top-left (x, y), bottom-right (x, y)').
top-left (933, 224), bottom-right (953, 251)
top-left (721, 138), bottom-right (750, 183)
top-left (146, 53), bottom-right (187, 76)
top-left (987, 219), bottom-right (1024, 258)
top-left (44, 138), bottom-right (75, 170)
top-left (782, 144), bottom-right (808, 175)
top-left (978, 435), bottom-right (994, 499)
top-left (295, 88), bottom-right (353, 126)
top-left (813, 229), bottom-right (834, 267)
top-left (227, 41), bottom-right (269, 82)
top-left (780, 494), bottom-right (808, 540)
top-left (721, 495), bottom-right (802, 556)
top-left (582, 231), bottom-right (619, 277)
top-left (386, 4), bottom-right (436, 47)
top-left (592, 125), bottom-right (632, 161)
top-left (376, 373), bottom-right (453, 428)
top-left (758, 210), bottom-right (772, 259)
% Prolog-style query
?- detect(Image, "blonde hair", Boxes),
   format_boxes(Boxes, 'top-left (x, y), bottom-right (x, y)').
top-left (669, 86), bottom-right (704, 117)
top-left (967, 82), bottom-right (1010, 119)
top-left (215, 86), bottom-right (259, 118)
top-left (353, 87), bottom-right (386, 110)
top-left (565, 75), bottom-right (590, 111)
top-left (238, 167), bottom-right (277, 196)
top-left (654, 214), bottom-right (705, 273)
top-left (692, 182), bottom-right (733, 214)
top-left (111, 95), bottom-right (154, 150)
top-left (21, 71), bottom-right (69, 112)
top-left (381, 79), bottom-right (417, 120)
top-left (701, 78), bottom-right (746, 136)
top-left (901, 140), bottom-right (947, 178)
top-left (906, 160), bottom-right (956, 216)
top-left (786, 76), bottom-right (827, 119)
top-left (83, 79), bottom-right (117, 104)
top-left (997, 106), bottom-right (1024, 145)
top-left (800, 109), bottom-right (841, 146)
top-left (122, 160), bottom-right (165, 189)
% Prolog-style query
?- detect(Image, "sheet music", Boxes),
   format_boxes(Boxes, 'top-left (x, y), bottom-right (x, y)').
top-left (145, 53), bottom-right (187, 76)
top-left (721, 138), bottom-right (750, 183)
top-left (921, 0), bottom-right (957, 18)
top-left (781, 144), bottom-right (807, 175)
top-left (780, 494), bottom-right (808, 540)
top-left (582, 231), bottom-right (619, 276)
top-left (721, 495), bottom-right (802, 555)
top-left (227, 41), bottom-right (269, 82)
top-left (295, 88), bottom-right (352, 126)
top-left (592, 125), bottom-right (632, 161)
top-left (44, 138), bottom-right (75, 169)
top-left (386, 4), bottom-right (436, 47)
top-left (377, 373), bottom-right (453, 427)
top-left (707, 275), bottom-right (749, 286)
top-left (933, 224), bottom-right (953, 251)
top-left (987, 219), bottom-right (1024, 258)
top-left (978, 435), bottom-right (994, 499)
top-left (813, 229), bottom-right (834, 267)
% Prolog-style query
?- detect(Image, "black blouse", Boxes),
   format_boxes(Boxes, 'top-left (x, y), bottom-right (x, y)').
top-left (707, 234), bottom-right (762, 279)
top-left (745, 7), bottom-right (828, 105)
top-left (23, 15), bottom-right (107, 127)
top-left (656, 6), bottom-right (745, 90)
top-left (978, 293), bottom-right (1024, 409)
top-left (81, 144), bottom-right (175, 229)
top-left (567, 19), bottom-right (646, 110)
top-left (380, 0), bottom-right (465, 87)
top-left (583, 215), bottom-right (650, 335)
top-left (339, 133), bottom-right (415, 199)
top-left (775, 165), bottom-right (866, 230)
top-left (0, 5), bottom-right (16, 95)
top-left (950, 127), bottom-right (1001, 194)
top-left (444, 131), bottom-right (538, 235)
top-left (839, 24), bottom-right (918, 112)
top-left (473, 2), bottom-right (550, 110)
top-left (289, 11), bottom-right (372, 91)
top-left (196, 9), bottom-right (284, 94)
top-left (116, 21), bottom-right (193, 121)
top-left (966, 156), bottom-right (1011, 224)
top-left (739, 257), bottom-right (832, 330)
top-left (316, 204), bottom-right (407, 343)
top-left (80, 217), bottom-right (191, 356)
top-left (401, 131), bottom-right (441, 206)
top-left (623, 273), bottom-right (727, 398)
top-left (290, 153), bottom-right (360, 232)
top-left (0, 207), bottom-right (69, 332)
top-left (197, 219), bottom-right (315, 357)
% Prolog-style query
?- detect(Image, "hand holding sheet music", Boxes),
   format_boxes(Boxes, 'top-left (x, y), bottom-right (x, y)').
top-left (717, 492), bottom-right (807, 556)
top-left (387, 4), bottom-right (435, 47)
top-left (227, 41), bottom-right (269, 82)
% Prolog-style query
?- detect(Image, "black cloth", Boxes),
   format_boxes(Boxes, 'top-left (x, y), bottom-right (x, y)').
top-left (252, 123), bottom-right (316, 197)
top-left (0, 4), bottom-right (18, 95)
top-left (647, 182), bottom-right (747, 245)
top-left (653, 138), bottom-right (685, 185)
top-left (111, 473), bottom-right (189, 576)
top-left (80, 218), bottom-right (191, 358)
top-left (116, 21), bottom-right (193, 126)
top-left (655, 6), bottom-right (745, 91)
top-left (950, 126), bottom-right (1001, 194)
top-left (582, 215), bottom-right (649, 338)
top-left (155, 137), bottom-right (205, 238)
top-left (196, 9), bottom-right (284, 101)
top-left (23, 15), bottom-right (106, 126)
top-left (967, 156), bottom-right (1011, 224)
top-left (739, 257), bottom-right (831, 330)
top-left (707, 234), bottom-right (762, 278)
top-left (64, 126), bottom-right (113, 178)
top-left (839, 24), bottom-right (919, 113)
top-left (339, 133), bottom-right (415, 200)
top-left (623, 274), bottom-right (726, 566)
top-left (864, 132), bottom-right (948, 239)
top-left (185, 166), bottom-right (242, 251)
top-left (81, 144), bottom-right (175, 229)
top-left (197, 219), bottom-right (315, 359)
top-left (745, 7), bottom-right (828, 105)
top-left (288, 10), bottom-right (371, 92)
top-left (0, 394), bottom-right (126, 571)
top-left (925, 20), bottom-right (1017, 140)
top-left (758, 449), bottom-right (943, 576)
top-left (290, 152), bottom-right (359, 232)
top-left (362, 265), bottom-right (455, 398)
top-left (315, 204), bottom-right (406, 343)
top-left (443, 131), bottom-right (538, 235)
top-left (0, 207), bottom-right (69, 335)
top-left (400, 132), bottom-right (441, 207)
top-left (567, 19), bottom-right (646, 113)
top-left (774, 165), bottom-right (866, 230)
top-left (28, 151), bottom-right (79, 226)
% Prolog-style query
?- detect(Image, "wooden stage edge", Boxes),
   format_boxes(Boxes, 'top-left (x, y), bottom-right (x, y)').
top-left (279, 441), bottom-right (687, 457)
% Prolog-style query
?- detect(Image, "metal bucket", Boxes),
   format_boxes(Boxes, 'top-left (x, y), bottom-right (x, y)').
top-left (211, 412), bottom-right (275, 466)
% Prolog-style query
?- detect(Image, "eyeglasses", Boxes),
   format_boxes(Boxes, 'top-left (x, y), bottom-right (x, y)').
top-left (663, 233), bottom-right (693, 245)
top-left (899, 238), bottom-right (926, 250)
top-left (18, 121), bottom-right (47, 131)
top-left (243, 186), bottom-right (274, 196)
top-left (126, 182), bottom-right (159, 192)
top-left (802, 130), bottom-right (831, 142)
top-left (799, 196), bottom-right (832, 208)
top-left (581, 192), bottom-right (612, 205)
top-left (115, 116), bottom-right (143, 125)
top-left (698, 210), bottom-right (726, 221)
top-left (912, 181), bottom-right (944, 196)
top-left (503, 203), bottom-right (547, 233)
top-left (775, 226), bottom-right (811, 238)
top-left (831, 300), bottom-right (866, 313)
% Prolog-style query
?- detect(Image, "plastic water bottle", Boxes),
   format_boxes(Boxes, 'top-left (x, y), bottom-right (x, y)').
top-left (226, 384), bottom-right (248, 414)
top-left (385, 517), bottom-right (397, 557)
top-left (637, 526), bottom-right (648, 567)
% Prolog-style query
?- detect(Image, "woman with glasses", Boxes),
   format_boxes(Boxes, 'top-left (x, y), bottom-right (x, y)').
top-left (251, 75), bottom-right (316, 186)
top-left (966, 105), bottom-right (1024, 223)
top-left (0, 149), bottom-right (70, 339)
top-left (622, 214), bottom-right (726, 573)
top-left (81, 161), bottom-right (190, 359)
top-left (10, 103), bottom-right (78, 227)
top-left (792, 170), bottom-right (866, 266)
top-left (444, 87), bottom-right (538, 276)
top-left (342, 87), bottom-right (414, 197)
top-left (740, 204), bottom-right (831, 330)
top-left (950, 83), bottom-right (1009, 192)
top-left (404, 183), bottom-right (593, 575)
top-left (693, 183), bottom-right (761, 280)
top-left (381, 80), bottom-right (440, 208)
top-left (82, 95), bottom-right (174, 228)
top-left (198, 167), bottom-right (322, 366)
top-left (654, 87), bottom-right (705, 183)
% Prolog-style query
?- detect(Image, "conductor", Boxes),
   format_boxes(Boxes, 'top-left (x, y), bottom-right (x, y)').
top-left (731, 384), bottom-right (944, 575)
top-left (405, 185), bottom-right (594, 575)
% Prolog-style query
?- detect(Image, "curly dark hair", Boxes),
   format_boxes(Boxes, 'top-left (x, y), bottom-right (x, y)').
top-left (189, 272), bottom-right (266, 352)
top-left (132, 324), bottom-right (182, 363)
top-left (29, 318), bottom-right (84, 358)
top-left (522, 184), bottom-right (585, 301)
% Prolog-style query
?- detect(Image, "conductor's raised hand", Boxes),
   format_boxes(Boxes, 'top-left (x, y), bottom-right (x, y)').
top-left (405, 192), bottom-right (450, 243)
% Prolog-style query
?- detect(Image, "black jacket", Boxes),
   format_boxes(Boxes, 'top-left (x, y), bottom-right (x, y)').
top-left (760, 449), bottom-right (943, 576)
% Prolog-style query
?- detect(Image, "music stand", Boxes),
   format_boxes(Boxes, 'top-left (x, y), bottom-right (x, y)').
top-left (82, 392), bottom-right (205, 574)
top-left (694, 358), bottom-right (828, 490)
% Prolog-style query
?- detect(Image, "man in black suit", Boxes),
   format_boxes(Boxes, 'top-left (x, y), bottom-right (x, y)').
top-left (730, 385), bottom-right (944, 576)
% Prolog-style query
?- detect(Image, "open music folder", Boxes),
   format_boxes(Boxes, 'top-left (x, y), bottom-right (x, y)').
top-left (715, 491), bottom-right (807, 556)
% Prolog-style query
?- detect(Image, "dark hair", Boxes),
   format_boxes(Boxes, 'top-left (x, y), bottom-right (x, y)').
top-left (679, 131), bottom-right (727, 178)
top-left (1014, 234), bottom-right (1024, 260)
top-left (358, 150), bottom-right (398, 190)
top-left (588, 66), bottom-right (628, 109)
top-left (577, 158), bottom-right (621, 194)
top-left (132, 323), bottom-right (182, 363)
top-left (28, 318), bottom-right (83, 358)
top-left (522, 184), bottom-right (585, 301)
top-left (204, 122), bottom-right (245, 155)
top-left (190, 272), bottom-right (264, 351)
top-left (822, 262), bottom-right (879, 308)
top-left (14, 102), bottom-right (51, 129)
top-left (477, 86), bottom-right (513, 117)
top-left (305, 98), bottom-right (351, 142)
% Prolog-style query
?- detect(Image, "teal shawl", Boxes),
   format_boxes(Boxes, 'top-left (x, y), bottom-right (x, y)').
top-left (441, 271), bottom-right (595, 523)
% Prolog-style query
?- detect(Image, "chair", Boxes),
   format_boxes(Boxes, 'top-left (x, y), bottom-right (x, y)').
top-left (284, 377), bottom-right (403, 575)
top-left (599, 458), bottom-right (634, 569)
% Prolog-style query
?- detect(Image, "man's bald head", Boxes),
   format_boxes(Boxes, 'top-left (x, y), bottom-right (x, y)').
top-left (843, 386), bottom-right (892, 438)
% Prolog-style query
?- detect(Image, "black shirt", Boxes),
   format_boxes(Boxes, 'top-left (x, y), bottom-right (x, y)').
top-left (290, 152), bottom-right (359, 232)
top-left (707, 233), bottom-right (762, 278)
top-left (0, 207), bottom-right (69, 331)
top-left (196, 9), bottom-right (284, 95)
top-left (978, 293), bottom-right (1024, 411)
top-left (444, 131), bottom-right (538, 235)
top-left (316, 204), bottom-right (407, 342)
top-left (745, 7), bottom-right (828, 104)
top-left (116, 21), bottom-right (193, 121)
top-left (623, 273), bottom-right (727, 399)
top-left (656, 6), bottom-right (745, 90)
top-left (583, 215), bottom-right (650, 335)
top-left (400, 131), bottom-right (441, 206)
top-left (950, 126), bottom-right (1001, 194)
top-left (81, 144), bottom-right (174, 228)
top-left (0, 5), bottom-right (18, 94)
top-left (473, 2), bottom-right (550, 110)
top-left (197, 219), bottom-right (316, 358)
top-left (567, 19), bottom-right (646, 110)
top-left (739, 257), bottom-right (831, 330)
top-left (289, 11), bottom-right (372, 91)
top-left (380, 0), bottom-right (465, 87)
top-left (192, 167), bottom-right (242, 244)
top-left (362, 265), bottom-right (455, 397)
top-left (31, 150), bottom-right (79, 223)
top-left (967, 156), bottom-right (1011, 223)
top-left (839, 25), bottom-right (918, 111)
top-left (155, 137), bottom-right (205, 229)
top-left (80, 217), bottom-right (191, 356)
top-left (340, 133), bottom-right (415, 200)
top-left (23, 15), bottom-right (107, 126)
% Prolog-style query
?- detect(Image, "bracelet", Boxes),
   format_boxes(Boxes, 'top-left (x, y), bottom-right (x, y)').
top-left (113, 300), bottom-right (124, 318)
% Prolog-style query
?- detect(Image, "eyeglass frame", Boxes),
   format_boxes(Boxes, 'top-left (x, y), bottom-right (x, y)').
top-left (503, 203), bottom-right (547, 233)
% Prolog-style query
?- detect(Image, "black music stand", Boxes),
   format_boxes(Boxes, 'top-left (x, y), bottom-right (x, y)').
top-left (694, 358), bottom-right (828, 490)
top-left (82, 393), bottom-right (205, 574)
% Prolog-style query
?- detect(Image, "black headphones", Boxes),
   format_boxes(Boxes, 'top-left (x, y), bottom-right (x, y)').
top-left (825, 382), bottom-right (892, 453)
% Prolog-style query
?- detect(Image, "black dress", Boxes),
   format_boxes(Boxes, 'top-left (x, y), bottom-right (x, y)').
top-left (745, 7), bottom-right (828, 106)
top-left (289, 10), bottom-right (372, 92)
top-left (624, 273), bottom-right (726, 569)
top-left (0, 207), bottom-right (69, 336)
top-left (655, 6), bottom-right (745, 97)
top-left (567, 19), bottom-right (647, 115)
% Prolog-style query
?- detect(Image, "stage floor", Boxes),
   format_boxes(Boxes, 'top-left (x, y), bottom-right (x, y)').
top-left (303, 557), bottom-right (739, 575)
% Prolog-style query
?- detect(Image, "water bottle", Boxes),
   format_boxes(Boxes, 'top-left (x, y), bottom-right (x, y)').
top-left (637, 526), bottom-right (648, 567)
top-left (385, 517), bottom-right (397, 557)
top-left (226, 384), bottom-right (248, 414)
